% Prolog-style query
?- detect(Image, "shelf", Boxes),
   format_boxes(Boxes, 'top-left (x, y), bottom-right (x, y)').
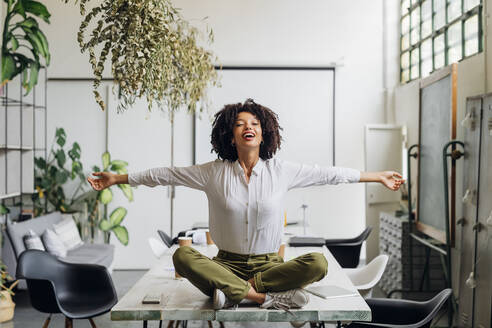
top-left (0, 192), bottom-right (21, 200)
top-left (0, 97), bottom-right (46, 109)
top-left (0, 145), bottom-right (34, 151)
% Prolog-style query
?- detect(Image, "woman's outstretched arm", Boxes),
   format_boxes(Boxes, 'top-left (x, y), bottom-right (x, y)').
top-left (88, 172), bottom-right (127, 191)
top-left (360, 171), bottom-right (404, 191)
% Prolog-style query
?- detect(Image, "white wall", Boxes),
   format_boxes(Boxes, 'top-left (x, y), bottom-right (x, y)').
top-left (42, 0), bottom-right (386, 268)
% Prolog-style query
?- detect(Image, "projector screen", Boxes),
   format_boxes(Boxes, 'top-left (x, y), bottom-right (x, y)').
top-left (194, 67), bottom-right (335, 167)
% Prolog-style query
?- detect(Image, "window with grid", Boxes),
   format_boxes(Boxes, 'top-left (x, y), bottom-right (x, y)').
top-left (400, 0), bottom-right (482, 83)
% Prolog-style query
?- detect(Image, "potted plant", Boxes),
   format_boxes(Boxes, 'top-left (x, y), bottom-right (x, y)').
top-left (0, 261), bottom-right (18, 323)
top-left (73, 0), bottom-right (219, 113)
top-left (33, 127), bottom-right (86, 216)
top-left (1, 0), bottom-right (51, 93)
top-left (93, 151), bottom-right (133, 245)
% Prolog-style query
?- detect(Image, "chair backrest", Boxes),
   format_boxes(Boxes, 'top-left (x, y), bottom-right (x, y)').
top-left (16, 250), bottom-right (65, 314)
top-left (364, 289), bottom-right (453, 328)
top-left (353, 226), bottom-right (372, 244)
top-left (148, 237), bottom-right (168, 258)
top-left (415, 289), bottom-right (453, 328)
top-left (325, 227), bottom-right (373, 268)
top-left (158, 230), bottom-right (173, 248)
top-left (346, 255), bottom-right (389, 287)
top-left (344, 254), bottom-right (389, 298)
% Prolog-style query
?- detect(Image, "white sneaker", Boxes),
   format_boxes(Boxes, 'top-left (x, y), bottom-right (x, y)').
top-left (260, 289), bottom-right (310, 310)
top-left (213, 289), bottom-right (237, 310)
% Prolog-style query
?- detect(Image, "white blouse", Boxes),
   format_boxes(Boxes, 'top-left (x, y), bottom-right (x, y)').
top-left (128, 158), bottom-right (360, 255)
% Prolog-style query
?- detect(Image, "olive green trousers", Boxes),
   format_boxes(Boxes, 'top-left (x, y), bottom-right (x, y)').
top-left (172, 246), bottom-right (328, 303)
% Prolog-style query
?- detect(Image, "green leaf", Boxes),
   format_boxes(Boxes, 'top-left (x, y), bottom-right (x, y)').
top-left (110, 160), bottom-right (128, 171)
top-left (18, 17), bottom-right (38, 29)
top-left (1, 54), bottom-right (16, 83)
top-left (34, 156), bottom-right (46, 169)
top-left (99, 219), bottom-right (112, 231)
top-left (102, 152), bottom-right (110, 170)
top-left (92, 165), bottom-right (101, 172)
top-left (109, 207), bottom-right (127, 227)
top-left (68, 142), bottom-right (81, 160)
top-left (24, 32), bottom-right (45, 59)
top-left (25, 62), bottom-right (39, 95)
top-left (10, 36), bottom-right (19, 51)
top-left (23, 0), bottom-right (51, 23)
top-left (0, 204), bottom-right (10, 215)
top-left (34, 29), bottom-right (49, 65)
top-left (55, 149), bottom-right (66, 167)
top-left (116, 167), bottom-right (127, 175)
top-left (112, 226), bottom-right (129, 246)
top-left (99, 188), bottom-right (112, 204)
top-left (71, 161), bottom-right (82, 179)
top-left (55, 170), bottom-right (69, 184)
top-left (55, 128), bottom-right (66, 147)
top-left (13, 0), bottom-right (26, 18)
top-left (117, 184), bottom-right (133, 202)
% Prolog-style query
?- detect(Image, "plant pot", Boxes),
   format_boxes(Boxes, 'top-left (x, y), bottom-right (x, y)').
top-left (0, 291), bottom-right (15, 323)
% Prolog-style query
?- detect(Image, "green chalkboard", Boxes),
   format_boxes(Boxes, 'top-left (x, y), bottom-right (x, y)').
top-left (417, 64), bottom-right (457, 244)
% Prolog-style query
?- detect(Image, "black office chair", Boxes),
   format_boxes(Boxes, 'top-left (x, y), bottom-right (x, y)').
top-left (346, 289), bottom-right (452, 328)
top-left (158, 229), bottom-right (174, 248)
top-left (16, 249), bottom-right (118, 328)
top-left (325, 227), bottom-right (372, 268)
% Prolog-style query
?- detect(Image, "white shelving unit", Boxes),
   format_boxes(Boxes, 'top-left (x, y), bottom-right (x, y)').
top-left (0, 69), bottom-right (47, 209)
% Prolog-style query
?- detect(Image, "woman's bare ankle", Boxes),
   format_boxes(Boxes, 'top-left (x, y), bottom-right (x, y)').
top-left (245, 287), bottom-right (266, 304)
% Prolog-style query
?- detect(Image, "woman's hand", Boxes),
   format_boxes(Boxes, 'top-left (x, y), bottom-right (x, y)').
top-left (380, 171), bottom-right (405, 191)
top-left (87, 172), bottom-right (117, 191)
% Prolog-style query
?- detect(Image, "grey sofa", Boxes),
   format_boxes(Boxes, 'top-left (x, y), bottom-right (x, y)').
top-left (2, 211), bottom-right (114, 289)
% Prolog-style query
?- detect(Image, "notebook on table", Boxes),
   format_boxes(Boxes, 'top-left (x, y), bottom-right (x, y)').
top-left (288, 236), bottom-right (326, 247)
top-left (304, 285), bottom-right (359, 299)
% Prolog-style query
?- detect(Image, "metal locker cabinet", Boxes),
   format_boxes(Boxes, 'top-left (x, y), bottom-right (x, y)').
top-left (457, 97), bottom-right (482, 327)
top-left (474, 95), bottom-right (492, 328)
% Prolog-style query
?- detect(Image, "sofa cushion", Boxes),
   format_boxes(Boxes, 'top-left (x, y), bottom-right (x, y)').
top-left (23, 230), bottom-right (45, 251)
top-left (42, 229), bottom-right (68, 258)
top-left (63, 243), bottom-right (115, 268)
top-left (53, 216), bottom-right (83, 250)
top-left (6, 212), bottom-right (64, 257)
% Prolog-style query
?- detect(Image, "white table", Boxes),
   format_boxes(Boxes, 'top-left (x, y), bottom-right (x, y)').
top-left (111, 244), bottom-right (371, 326)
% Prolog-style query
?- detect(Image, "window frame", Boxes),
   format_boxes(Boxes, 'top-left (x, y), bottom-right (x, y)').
top-left (400, 0), bottom-right (482, 83)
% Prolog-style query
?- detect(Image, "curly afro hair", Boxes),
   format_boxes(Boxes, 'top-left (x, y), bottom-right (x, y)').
top-left (210, 99), bottom-right (282, 162)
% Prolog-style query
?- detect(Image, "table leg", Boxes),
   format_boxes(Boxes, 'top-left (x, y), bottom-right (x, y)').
top-left (143, 320), bottom-right (148, 328)
top-left (159, 320), bottom-right (163, 328)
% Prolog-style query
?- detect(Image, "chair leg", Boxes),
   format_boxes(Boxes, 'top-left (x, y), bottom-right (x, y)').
top-left (88, 317), bottom-right (97, 328)
top-left (207, 321), bottom-right (213, 328)
top-left (167, 321), bottom-right (175, 328)
top-left (64, 317), bottom-right (73, 328)
top-left (219, 322), bottom-right (225, 328)
top-left (42, 314), bottom-right (52, 328)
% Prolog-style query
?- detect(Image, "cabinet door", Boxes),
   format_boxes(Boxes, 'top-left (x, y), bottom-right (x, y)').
top-left (457, 97), bottom-right (481, 327)
top-left (474, 96), bottom-right (492, 328)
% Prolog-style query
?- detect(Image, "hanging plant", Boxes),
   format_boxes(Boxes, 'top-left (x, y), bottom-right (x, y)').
top-left (74, 0), bottom-right (219, 113)
top-left (1, 0), bottom-right (51, 94)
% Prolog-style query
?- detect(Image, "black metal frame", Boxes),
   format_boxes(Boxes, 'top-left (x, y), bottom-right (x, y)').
top-left (1, 68), bottom-right (47, 221)
top-left (400, 0), bottom-right (483, 83)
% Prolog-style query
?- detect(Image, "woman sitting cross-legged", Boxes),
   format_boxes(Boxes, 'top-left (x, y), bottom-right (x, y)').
top-left (88, 99), bottom-right (404, 310)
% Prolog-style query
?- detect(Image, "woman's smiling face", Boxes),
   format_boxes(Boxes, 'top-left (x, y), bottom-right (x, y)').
top-left (231, 111), bottom-right (263, 151)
